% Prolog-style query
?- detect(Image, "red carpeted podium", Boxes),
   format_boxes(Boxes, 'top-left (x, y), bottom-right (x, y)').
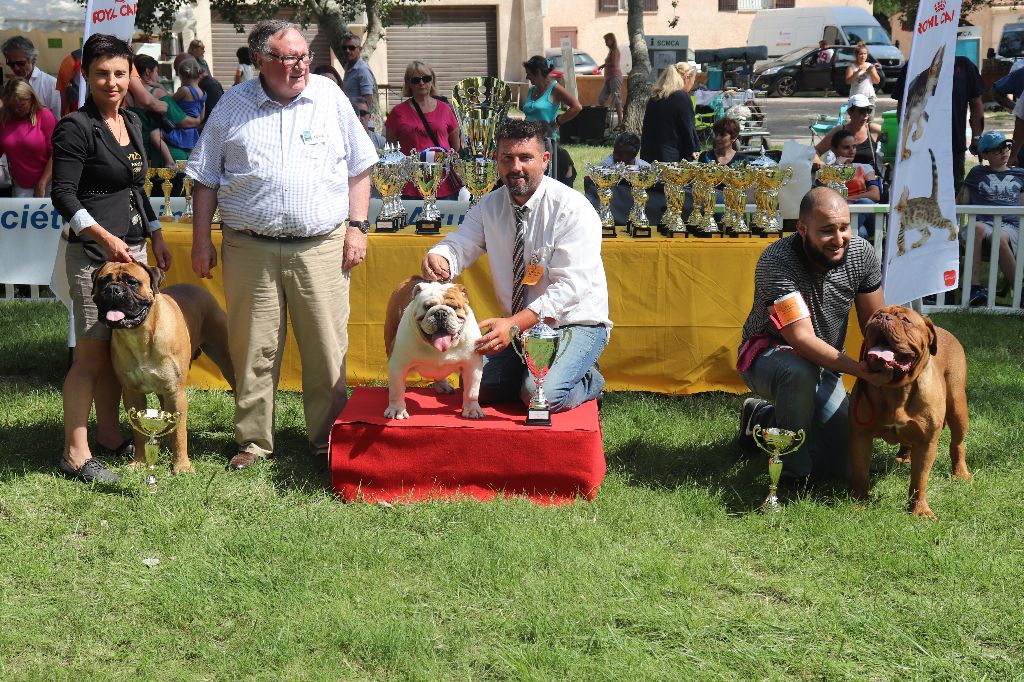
top-left (329, 387), bottom-right (606, 504)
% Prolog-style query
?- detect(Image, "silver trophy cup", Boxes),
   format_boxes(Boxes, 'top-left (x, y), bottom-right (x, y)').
top-left (510, 323), bottom-right (573, 426)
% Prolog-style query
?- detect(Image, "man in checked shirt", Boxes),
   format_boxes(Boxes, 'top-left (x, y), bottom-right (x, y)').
top-left (421, 119), bottom-right (611, 413)
top-left (187, 19), bottom-right (378, 471)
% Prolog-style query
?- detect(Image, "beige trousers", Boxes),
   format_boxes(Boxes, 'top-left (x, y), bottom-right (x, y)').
top-left (221, 226), bottom-right (350, 456)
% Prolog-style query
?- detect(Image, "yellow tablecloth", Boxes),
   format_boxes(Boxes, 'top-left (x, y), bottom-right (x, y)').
top-left (159, 225), bottom-right (862, 395)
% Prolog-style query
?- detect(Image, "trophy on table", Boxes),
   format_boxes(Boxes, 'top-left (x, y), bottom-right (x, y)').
top-left (127, 407), bottom-right (180, 488)
top-left (452, 156), bottom-right (498, 207)
top-left (721, 164), bottom-right (756, 235)
top-left (411, 148), bottom-right (451, 235)
top-left (750, 154), bottom-right (792, 234)
top-left (655, 161), bottom-right (696, 238)
top-left (688, 162), bottom-right (726, 235)
top-left (371, 144), bottom-right (412, 232)
top-left (155, 167), bottom-right (178, 222)
top-left (585, 162), bottom-right (626, 239)
top-left (143, 167), bottom-right (157, 201)
top-left (510, 323), bottom-right (573, 426)
top-left (175, 160), bottom-right (193, 223)
top-left (621, 164), bottom-right (659, 238)
top-left (450, 76), bottom-right (513, 159)
top-left (816, 163), bottom-right (856, 199)
top-left (751, 425), bottom-right (806, 512)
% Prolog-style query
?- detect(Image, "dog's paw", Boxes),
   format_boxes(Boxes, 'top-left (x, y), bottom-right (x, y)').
top-left (172, 460), bottom-right (193, 475)
top-left (462, 402), bottom-right (485, 419)
top-left (433, 379), bottom-right (456, 394)
top-left (910, 503), bottom-right (937, 520)
top-left (384, 404), bottom-right (409, 420)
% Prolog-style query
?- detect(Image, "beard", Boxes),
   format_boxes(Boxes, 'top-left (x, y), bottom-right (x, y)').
top-left (801, 234), bottom-right (848, 270)
top-left (503, 170), bottom-right (544, 197)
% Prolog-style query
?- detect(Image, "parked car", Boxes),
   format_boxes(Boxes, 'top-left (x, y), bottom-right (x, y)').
top-left (751, 45), bottom-right (886, 97)
top-left (543, 49), bottom-right (602, 76)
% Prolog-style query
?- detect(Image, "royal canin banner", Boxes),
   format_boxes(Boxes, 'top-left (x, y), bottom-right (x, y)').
top-left (883, 0), bottom-right (962, 305)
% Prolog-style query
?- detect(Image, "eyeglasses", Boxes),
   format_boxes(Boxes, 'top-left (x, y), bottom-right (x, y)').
top-left (6, 60), bottom-right (29, 68)
top-left (849, 107), bottom-right (873, 114)
top-left (357, 110), bottom-right (372, 117)
top-left (268, 52), bottom-right (314, 67)
top-left (343, 45), bottom-right (360, 51)
top-left (409, 75), bottom-right (433, 85)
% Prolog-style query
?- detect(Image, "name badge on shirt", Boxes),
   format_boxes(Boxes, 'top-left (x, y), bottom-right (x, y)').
top-left (301, 130), bottom-right (326, 144)
top-left (523, 254), bottom-right (544, 286)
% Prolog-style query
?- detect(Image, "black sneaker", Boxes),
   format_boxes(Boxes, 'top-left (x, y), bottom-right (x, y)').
top-left (95, 438), bottom-right (135, 460)
top-left (738, 397), bottom-right (771, 447)
top-left (58, 457), bottom-right (121, 484)
top-left (969, 285), bottom-right (988, 307)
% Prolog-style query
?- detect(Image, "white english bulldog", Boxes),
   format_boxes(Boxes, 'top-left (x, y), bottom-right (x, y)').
top-left (383, 276), bottom-right (485, 420)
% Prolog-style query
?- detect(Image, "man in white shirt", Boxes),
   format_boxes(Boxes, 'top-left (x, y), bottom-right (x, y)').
top-left (187, 19), bottom-right (378, 471)
top-left (2, 36), bottom-right (61, 120)
top-left (422, 119), bottom-right (611, 412)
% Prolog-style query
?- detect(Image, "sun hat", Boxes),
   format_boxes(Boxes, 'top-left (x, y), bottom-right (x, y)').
top-left (847, 93), bottom-right (872, 109)
top-left (978, 130), bottom-right (1012, 153)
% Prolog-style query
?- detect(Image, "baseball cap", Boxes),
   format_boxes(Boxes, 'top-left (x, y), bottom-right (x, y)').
top-left (847, 94), bottom-right (872, 109)
top-left (978, 130), bottom-right (1012, 153)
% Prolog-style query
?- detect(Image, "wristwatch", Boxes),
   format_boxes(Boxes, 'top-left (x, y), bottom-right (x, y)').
top-left (348, 219), bottom-right (370, 234)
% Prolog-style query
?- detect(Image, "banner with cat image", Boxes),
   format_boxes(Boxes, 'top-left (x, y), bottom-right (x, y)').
top-left (884, 0), bottom-right (962, 305)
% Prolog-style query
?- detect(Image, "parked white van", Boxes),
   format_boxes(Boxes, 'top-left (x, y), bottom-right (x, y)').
top-left (747, 7), bottom-right (904, 90)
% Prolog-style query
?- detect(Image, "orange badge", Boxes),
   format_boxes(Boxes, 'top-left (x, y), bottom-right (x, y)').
top-left (522, 263), bottom-right (543, 286)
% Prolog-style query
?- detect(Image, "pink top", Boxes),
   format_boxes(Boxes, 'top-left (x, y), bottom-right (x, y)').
top-left (605, 47), bottom-right (622, 80)
top-left (385, 98), bottom-right (461, 198)
top-left (0, 108), bottom-right (56, 189)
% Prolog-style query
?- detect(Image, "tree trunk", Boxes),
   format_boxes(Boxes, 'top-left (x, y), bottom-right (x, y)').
top-left (623, 0), bottom-right (651, 135)
top-left (310, 0), bottom-right (354, 64)
top-left (362, 0), bottom-right (385, 59)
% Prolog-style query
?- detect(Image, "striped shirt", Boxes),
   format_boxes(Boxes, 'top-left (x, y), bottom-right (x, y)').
top-left (741, 234), bottom-right (881, 352)
top-left (186, 74), bottom-right (378, 238)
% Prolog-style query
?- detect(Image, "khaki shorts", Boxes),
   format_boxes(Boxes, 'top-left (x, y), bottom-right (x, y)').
top-left (598, 76), bottom-right (622, 108)
top-left (66, 240), bottom-right (148, 342)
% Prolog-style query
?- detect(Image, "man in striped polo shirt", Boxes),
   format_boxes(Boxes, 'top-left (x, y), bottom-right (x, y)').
top-left (736, 187), bottom-right (892, 489)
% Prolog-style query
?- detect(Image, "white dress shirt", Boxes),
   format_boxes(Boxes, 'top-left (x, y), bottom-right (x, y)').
top-left (186, 74), bottom-right (379, 237)
top-left (429, 176), bottom-right (612, 329)
top-left (28, 67), bottom-right (61, 121)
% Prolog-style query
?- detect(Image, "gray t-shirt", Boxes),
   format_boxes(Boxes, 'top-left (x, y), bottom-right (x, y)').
top-left (740, 234), bottom-right (882, 352)
top-left (343, 58), bottom-right (376, 107)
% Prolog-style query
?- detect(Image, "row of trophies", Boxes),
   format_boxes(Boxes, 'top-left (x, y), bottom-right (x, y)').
top-left (143, 162), bottom-right (196, 223)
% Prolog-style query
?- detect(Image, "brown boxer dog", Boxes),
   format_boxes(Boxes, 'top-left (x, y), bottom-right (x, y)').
top-left (93, 261), bottom-right (235, 474)
top-left (849, 305), bottom-right (970, 518)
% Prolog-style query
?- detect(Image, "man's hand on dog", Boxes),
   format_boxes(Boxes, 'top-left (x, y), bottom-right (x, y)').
top-left (421, 253), bottom-right (451, 282)
top-left (476, 317), bottom-right (515, 354)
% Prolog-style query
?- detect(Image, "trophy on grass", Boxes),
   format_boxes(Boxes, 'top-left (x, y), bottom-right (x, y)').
top-left (450, 76), bottom-right (513, 159)
top-left (751, 425), bottom-right (806, 512)
top-left (371, 144), bottom-right (412, 232)
top-left (585, 162), bottom-right (626, 239)
top-left (653, 161), bottom-right (694, 238)
top-left (127, 407), bottom-right (180, 488)
top-left (510, 323), bottom-right (573, 426)
top-left (411, 148), bottom-right (451, 235)
top-left (750, 154), bottom-right (792, 234)
top-left (721, 164), bottom-right (755, 235)
top-left (621, 164), bottom-right (659, 238)
top-left (175, 160), bottom-right (193, 223)
top-left (155, 166), bottom-right (177, 222)
top-left (816, 163), bottom-right (856, 199)
top-left (452, 156), bottom-right (498, 207)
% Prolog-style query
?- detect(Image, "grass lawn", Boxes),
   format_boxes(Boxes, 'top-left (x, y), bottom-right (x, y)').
top-left (1, 301), bottom-right (1023, 680)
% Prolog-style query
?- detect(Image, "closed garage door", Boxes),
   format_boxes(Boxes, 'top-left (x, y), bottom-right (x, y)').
top-left (385, 7), bottom-right (497, 99)
top-left (210, 12), bottom-right (331, 87)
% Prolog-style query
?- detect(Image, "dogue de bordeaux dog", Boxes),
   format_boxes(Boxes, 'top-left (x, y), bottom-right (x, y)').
top-left (93, 261), bottom-right (235, 473)
top-left (849, 305), bottom-right (971, 518)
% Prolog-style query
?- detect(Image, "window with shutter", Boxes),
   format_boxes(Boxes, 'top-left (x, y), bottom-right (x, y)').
top-left (599, 0), bottom-right (618, 11)
top-left (718, 0), bottom-right (738, 11)
top-left (775, 0), bottom-right (795, 7)
top-left (644, 0), bottom-right (659, 9)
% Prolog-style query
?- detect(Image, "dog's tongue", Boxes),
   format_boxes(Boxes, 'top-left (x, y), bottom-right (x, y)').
top-left (867, 345), bottom-right (896, 364)
top-left (106, 310), bottom-right (126, 323)
top-left (431, 332), bottom-right (453, 352)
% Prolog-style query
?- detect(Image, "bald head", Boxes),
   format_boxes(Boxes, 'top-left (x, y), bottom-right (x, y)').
top-left (799, 186), bottom-right (847, 222)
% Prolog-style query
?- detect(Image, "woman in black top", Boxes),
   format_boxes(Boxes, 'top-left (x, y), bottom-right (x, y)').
top-left (51, 33), bottom-right (171, 483)
top-left (639, 62), bottom-right (699, 163)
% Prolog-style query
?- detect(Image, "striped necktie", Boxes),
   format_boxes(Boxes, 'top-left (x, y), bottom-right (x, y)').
top-left (511, 205), bottom-right (529, 314)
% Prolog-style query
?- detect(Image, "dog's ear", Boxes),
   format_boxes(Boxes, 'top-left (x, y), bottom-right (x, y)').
top-left (411, 282), bottom-right (429, 298)
top-left (145, 264), bottom-right (164, 293)
top-left (923, 316), bottom-right (938, 355)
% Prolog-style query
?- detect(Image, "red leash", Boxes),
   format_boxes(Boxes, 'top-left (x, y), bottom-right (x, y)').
top-left (851, 384), bottom-right (877, 428)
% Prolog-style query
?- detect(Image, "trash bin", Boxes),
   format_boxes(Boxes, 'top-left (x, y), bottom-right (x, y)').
top-left (881, 110), bottom-right (898, 166)
top-left (706, 66), bottom-right (723, 91)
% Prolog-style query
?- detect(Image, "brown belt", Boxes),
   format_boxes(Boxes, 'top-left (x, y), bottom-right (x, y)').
top-left (226, 225), bottom-right (338, 243)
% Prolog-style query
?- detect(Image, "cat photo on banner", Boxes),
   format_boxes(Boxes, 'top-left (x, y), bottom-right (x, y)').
top-left (885, 0), bottom-right (963, 306)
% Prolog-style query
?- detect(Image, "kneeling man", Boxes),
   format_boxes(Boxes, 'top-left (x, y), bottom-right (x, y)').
top-left (737, 187), bottom-right (891, 486)
top-left (421, 119), bottom-right (610, 412)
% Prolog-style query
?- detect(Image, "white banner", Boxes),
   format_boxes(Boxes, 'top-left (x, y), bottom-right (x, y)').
top-left (883, 0), bottom-right (963, 305)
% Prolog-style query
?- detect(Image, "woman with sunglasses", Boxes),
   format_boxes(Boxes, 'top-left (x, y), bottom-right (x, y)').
top-left (384, 61), bottom-right (462, 200)
top-left (814, 93), bottom-right (882, 174)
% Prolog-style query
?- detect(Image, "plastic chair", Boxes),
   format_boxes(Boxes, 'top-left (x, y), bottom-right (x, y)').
top-left (809, 104), bottom-right (848, 144)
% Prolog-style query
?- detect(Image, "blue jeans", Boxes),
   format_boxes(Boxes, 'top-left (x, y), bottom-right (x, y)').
top-left (739, 346), bottom-right (850, 481)
top-left (480, 324), bottom-right (608, 412)
top-left (850, 197), bottom-right (876, 240)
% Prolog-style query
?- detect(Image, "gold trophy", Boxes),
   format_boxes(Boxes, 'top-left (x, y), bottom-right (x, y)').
top-left (371, 144), bottom-right (412, 232)
top-left (155, 166), bottom-right (177, 222)
top-left (816, 163), bottom-right (856, 199)
top-left (750, 155), bottom-right (792, 234)
top-left (585, 162), bottom-right (626, 239)
top-left (621, 164), bottom-right (659, 238)
top-left (452, 156), bottom-right (498, 207)
top-left (509, 323), bottom-right (573, 426)
top-left (751, 425), bottom-right (806, 512)
top-left (127, 407), bottom-right (180, 488)
top-left (653, 161), bottom-right (694, 238)
top-left (450, 77), bottom-right (513, 158)
top-left (175, 160), bottom-right (193, 223)
top-left (143, 167), bottom-right (157, 200)
top-left (688, 163), bottom-right (726, 236)
top-left (721, 164), bottom-right (756, 235)
top-left (411, 148), bottom-right (450, 235)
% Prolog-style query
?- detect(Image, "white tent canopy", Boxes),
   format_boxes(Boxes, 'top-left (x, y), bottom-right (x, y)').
top-left (0, 0), bottom-right (195, 34)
